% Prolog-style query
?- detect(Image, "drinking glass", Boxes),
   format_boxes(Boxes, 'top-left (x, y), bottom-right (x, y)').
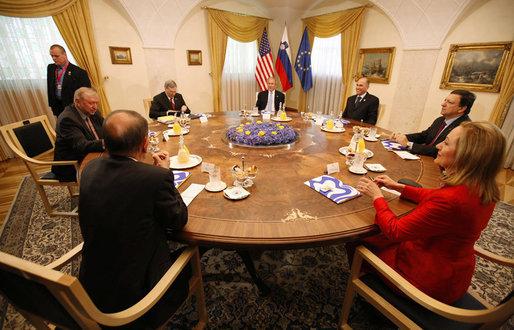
top-left (350, 152), bottom-right (367, 172)
top-left (209, 166), bottom-right (221, 183)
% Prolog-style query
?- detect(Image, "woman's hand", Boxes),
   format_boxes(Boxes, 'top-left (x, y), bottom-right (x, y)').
top-left (357, 177), bottom-right (384, 201)
top-left (374, 175), bottom-right (405, 193)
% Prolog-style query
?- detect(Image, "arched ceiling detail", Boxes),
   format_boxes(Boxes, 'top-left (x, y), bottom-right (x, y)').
top-left (116, 0), bottom-right (475, 49)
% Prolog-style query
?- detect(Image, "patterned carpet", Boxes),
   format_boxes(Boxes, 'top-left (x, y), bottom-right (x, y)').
top-left (0, 176), bottom-right (512, 329)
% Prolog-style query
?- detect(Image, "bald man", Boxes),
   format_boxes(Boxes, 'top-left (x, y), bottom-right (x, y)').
top-left (79, 110), bottom-right (189, 328)
top-left (47, 44), bottom-right (91, 117)
top-left (342, 77), bottom-right (379, 125)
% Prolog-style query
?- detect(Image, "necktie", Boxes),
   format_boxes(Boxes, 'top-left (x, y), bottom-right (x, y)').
top-left (171, 98), bottom-right (175, 110)
top-left (267, 92), bottom-right (273, 111)
top-left (428, 121), bottom-right (446, 146)
top-left (355, 96), bottom-right (362, 107)
top-left (86, 116), bottom-right (99, 140)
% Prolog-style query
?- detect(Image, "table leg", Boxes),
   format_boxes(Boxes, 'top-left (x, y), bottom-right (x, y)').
top-left (236, 250), bottom-right (271, 296)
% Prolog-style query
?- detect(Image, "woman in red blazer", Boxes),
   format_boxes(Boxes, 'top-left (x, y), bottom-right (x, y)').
top-left (356, 121), bottom-right (506, 304)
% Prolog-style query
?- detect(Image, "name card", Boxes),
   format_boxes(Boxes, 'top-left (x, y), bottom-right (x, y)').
top-left (262, 113), bottom-right (271, 120)
top-left (200, 115), bottom-right (208, 123)
top-left (201, 162), bottom-right (214, 173)
top-left (315, 117), bottom-right (324, 126)
top-left (327, 162), bottom-right (340, 174)
top-left (162, 132), bottom-right (169, 142)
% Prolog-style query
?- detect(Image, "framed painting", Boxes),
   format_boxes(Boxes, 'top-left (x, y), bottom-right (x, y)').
top-left (440, 41), bottom-right (512, 93)
top-left (187, 50), bottom-right (202, 65)
top-left (356, 47), bottom-right (395, 84)
top-left (109, 47), bottom-right (132, 65)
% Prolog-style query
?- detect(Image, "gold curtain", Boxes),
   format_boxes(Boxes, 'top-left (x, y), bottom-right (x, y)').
top-left (489, 44), bottom-right (514, 127)
top-left (0, 0), bottom-right (75, 17)
top-left (207, 8), bottom-right (269, 112)
top-left (53, 0), bottom-right (110, 116)
top-left (302, 6), bottom-right (365, 113)
top-left (0, 0), bottom-right (111, 117)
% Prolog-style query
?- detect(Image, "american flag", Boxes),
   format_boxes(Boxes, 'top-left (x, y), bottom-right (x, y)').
top-left (255, 27), bottom-right (274, 91)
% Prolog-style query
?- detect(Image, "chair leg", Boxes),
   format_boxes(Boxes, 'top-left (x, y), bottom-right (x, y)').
top-left (339, 248), bottom-right (365, 329)
top-left (36, 184), bottom-right (78, 217)
top-left (191, 248), bottom-right (208, 329)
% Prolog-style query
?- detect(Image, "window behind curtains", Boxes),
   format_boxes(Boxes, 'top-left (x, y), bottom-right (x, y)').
top-left (0, 15), bottom-right (73, 127)
top-left (306, 35), bottom-right (343, 116)
top-left (221, 37), bottom-right (259, 111)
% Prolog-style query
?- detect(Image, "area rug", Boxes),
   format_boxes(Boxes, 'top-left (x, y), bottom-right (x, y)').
top-left (1, 176), bottom-right (512, 329)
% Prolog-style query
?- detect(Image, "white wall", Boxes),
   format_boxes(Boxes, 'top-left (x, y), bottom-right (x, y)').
top-left (89, 0), bottom-right (513, 131)
top-left (89, 0), bottom-right (150, 116)
top-left (420, 0), bottom-right (514, 130)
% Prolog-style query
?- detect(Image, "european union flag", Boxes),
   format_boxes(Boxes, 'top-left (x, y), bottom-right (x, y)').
top-left (295, 27), bottom-right (312, 92)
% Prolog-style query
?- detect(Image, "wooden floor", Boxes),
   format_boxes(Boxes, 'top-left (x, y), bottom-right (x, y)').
top-left (0, 156), bottom-right (513, 230)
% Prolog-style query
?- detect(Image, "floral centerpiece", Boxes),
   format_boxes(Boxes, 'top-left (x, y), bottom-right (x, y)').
top-left (226, 121), bottom-right (296, 146)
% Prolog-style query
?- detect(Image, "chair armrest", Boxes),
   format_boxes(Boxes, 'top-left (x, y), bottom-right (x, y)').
top-left (76, 246), bottom-right (200, 327)
top-left (354, 245), bottom-right (509, 323)
top-left (474, 245), bottom-right (514, 267)
top-left (46, 242), bottom-right (83, 270)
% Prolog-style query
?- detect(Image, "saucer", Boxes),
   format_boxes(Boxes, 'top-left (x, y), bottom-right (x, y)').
top-left (349, 167), bottom-right (368, 175)
top-left (169, 155), bottom-right (202, 169)
top-left (321, 127), bottom-right (346, 133)
top-left (205, 181), bottom-right (227, 192)
top-left (271, 117), bottom-right (292, 122)
top-left (339, 147), bottom-right (374, 158)
top-left (364, 136), bottom-right (378, 142)
top-left (223, 186), bottom-right (250, 200)
top-left (164, 128), bottom-right (189, 136)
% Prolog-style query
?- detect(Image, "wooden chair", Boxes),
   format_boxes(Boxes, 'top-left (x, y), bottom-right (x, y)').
top-left (339, 245), bottom-right (514, 329)
top-left (143, 98), bottom-right (152, 117)
top-left (0, 115), bottom-right (79, 217)
top-left (0, 245), bottom-right (208, 329)
top-left (376, 104), bottom-right (385, 126)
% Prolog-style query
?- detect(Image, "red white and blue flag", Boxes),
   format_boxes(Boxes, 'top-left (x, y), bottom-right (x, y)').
top-left (275, 25), bottom-right (293, 92)
top-left (255, 27), bottom-right (274, 92)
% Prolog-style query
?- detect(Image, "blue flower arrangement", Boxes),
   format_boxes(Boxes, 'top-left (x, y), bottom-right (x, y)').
top-left (226, 121), bottom-right (296, 145)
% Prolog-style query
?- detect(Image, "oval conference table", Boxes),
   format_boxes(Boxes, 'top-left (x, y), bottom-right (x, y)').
top-left (83, 111), bottom-right (441, 250)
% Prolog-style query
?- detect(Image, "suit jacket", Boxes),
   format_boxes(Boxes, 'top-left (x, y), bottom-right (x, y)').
top-left (256, 90), bottom-right (285, 111)
top-left (79, 156), bottom-right (188, 327)
top-left (406, 114), bottom-right (471, 158)
top-left (47, 62), bottom-right (91, 117)
top-left (149, 91), bottom-right (190, 118)
top-left (342, 93), bottom-right (379, 125)
top-left (52, 104), bottom-right (104, 182)
top-left (366, 185), bottom-right (494, 304)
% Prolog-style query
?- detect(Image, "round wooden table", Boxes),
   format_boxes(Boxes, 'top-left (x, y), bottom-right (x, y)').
top-left (85, 111), bottom-right (441, 250)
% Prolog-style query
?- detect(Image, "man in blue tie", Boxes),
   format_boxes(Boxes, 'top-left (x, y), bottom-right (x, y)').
top-left (391, 90), bottom-right (475, 158)
top-left (256, 77), bottom-right (285, 112)
top-left (47, 44), bottom-right (91, 117)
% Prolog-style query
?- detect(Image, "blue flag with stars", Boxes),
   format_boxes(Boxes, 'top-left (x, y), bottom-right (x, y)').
top-left (295, 27), bottom-right (312, 92)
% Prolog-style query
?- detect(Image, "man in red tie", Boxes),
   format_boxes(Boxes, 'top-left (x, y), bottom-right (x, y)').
top-left (391, 90), bottom-right (475, 158)
top-left (52, 87), bottom-right (105, 181)
top-left (149, 80), bottom-right (191, 119)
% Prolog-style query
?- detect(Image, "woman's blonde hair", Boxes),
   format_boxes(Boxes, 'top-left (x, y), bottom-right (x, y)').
top-left (443, 121), bottom-right (505, 205)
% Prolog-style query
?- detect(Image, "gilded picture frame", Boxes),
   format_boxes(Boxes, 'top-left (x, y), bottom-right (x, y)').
top-left (440, 42), bottom-right (512, 93)
top-left (109, 46), bottom-right (132, 65)
top-left (356, 47), bottom-right (395, 84)
top-left (187, 50), bottom-right (202, 66)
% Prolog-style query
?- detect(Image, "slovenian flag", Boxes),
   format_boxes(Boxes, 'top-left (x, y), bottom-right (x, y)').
top-left (275, 25), bottom-right (293, 92)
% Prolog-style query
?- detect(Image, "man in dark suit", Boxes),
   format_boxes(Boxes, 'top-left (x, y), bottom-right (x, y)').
top-left (342, 77), bottom-right (379, 125)
top-left (79, 110), bottom-right (189, 328)
top-left (149, 80), bottom-right (191, 118)
top-left (391, 89), bottom-right (475, 158)
top-left (52, 87), bottom-right (104, 182)
top-left (256, 77), bottom-right (285, 111)
top-left (47, 44), bottom-right (91, 117)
